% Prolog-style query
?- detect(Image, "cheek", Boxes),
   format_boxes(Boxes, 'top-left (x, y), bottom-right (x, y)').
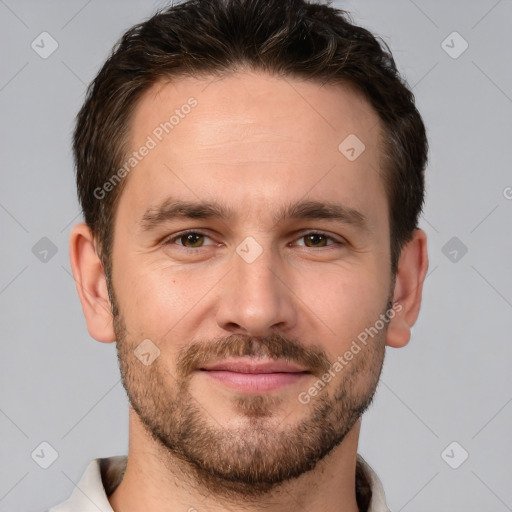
top-left (112, 256), bottom-right (175, 331)
top-left (112, 256), bottom-right (219, 345)
top-left (295, 266), bottom-right (389, 355)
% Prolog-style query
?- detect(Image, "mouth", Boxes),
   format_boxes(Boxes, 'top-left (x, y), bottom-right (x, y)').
top-left (199, 358), bottom-right (311, 393)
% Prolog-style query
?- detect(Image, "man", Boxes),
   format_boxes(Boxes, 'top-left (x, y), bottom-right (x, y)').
top-left (49, 0), bottom-right (428, 510)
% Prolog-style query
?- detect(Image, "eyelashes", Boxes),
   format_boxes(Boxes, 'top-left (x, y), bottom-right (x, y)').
top-left (163, 229), bottom-right (345, 250)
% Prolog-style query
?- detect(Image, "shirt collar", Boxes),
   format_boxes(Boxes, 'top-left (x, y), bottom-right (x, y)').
top-left (48, 454), bottom-right (389, 512)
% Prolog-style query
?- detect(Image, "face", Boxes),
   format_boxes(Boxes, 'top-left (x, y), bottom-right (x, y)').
top-left (110, 71), bottom-right (393, 495)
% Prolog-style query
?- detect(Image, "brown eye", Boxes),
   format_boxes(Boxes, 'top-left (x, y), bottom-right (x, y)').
top-left (165, 231), bottom-right (213, 249)
top-left (303, 233), bottom-right (329, 247)
top-left (178, 232), bottom-right (205, 247)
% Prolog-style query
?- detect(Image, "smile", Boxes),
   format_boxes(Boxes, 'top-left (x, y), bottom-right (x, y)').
top-left (199, 358), bottom-right (310, 393)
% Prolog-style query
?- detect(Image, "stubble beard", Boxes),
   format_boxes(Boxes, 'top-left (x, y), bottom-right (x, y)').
top-left (113, 306), bottom-right (389, 499)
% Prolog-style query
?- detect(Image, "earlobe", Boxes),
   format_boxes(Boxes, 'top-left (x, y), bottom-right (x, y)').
top-left (69, 223), bottom-right (116, 343)
top-left (386, 228), bottom-right (429, 349)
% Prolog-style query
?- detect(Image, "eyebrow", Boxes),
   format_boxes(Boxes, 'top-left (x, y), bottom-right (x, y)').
top-left (139, 197), bottom-right (369, 232)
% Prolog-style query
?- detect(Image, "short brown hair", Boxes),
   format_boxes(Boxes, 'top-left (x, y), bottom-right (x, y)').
top-left (74, 0), bottom-right (427, 281)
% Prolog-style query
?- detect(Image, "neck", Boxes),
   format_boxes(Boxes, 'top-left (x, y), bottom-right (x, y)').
top-left (108, 409), bottom-right (362, 512)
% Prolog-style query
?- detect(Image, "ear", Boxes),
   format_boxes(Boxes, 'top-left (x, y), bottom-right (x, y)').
top-left (386, 228), bottom-right (428, 348)
top-left (69, 223), bottom-right (116, 343)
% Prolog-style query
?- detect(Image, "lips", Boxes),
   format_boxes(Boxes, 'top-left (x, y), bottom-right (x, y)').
top-left (199, 358), bottom-right (310, 393)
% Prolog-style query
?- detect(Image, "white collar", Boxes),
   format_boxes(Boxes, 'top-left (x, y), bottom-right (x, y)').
top-left (48, 454), bottom-right (390, 512)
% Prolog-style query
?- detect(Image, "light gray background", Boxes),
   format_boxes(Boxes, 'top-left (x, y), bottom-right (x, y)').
top-left (1, 1), bottom-right (511, 511)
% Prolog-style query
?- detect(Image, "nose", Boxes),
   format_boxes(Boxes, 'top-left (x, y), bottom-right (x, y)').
top-left (215, 242), bottom-right (298, 337)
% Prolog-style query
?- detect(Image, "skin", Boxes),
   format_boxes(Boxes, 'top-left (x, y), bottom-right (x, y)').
top-left (70, 70), bottom-right (428, 512)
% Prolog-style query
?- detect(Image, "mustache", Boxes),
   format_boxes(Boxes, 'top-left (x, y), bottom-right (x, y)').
top-left (176, 332), bottom-right (332, 379)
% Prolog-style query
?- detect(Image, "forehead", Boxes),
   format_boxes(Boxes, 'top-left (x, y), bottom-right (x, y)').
top-left (119, 71), bottom-right (387, 231)
top-left (132, 71), bottom-right (381, 157)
